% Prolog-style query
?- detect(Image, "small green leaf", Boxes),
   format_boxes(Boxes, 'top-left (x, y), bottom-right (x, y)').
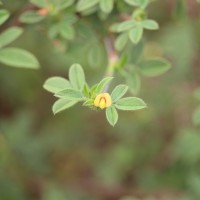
top-left (55, 88), bottom-right (85, 101)
top-left (43, 77), bottom-right (71, 93)
top-left (48, 24), bottom-right (60, 39)
top-left (0, 9), bottom-right (9, 26)
top-left (193, 106), bottom-right (200, 126)
top-left (52, 98), bottom-right (78, 114)
top-left (88, 44), bottom-right (103, 68)
top-left (19, 11), bottom-right (45, 24)
top-left (116, 20), bottom-right (136, 32)
top-left (100, 0), bottom-right (114, 13)
top-left (60, 25), bottom-right (75, 40)
top-left (139, 0), bottom-right (150, 8)
top-left (126, 73), bottom-right (141, 94)
top-left (69, 64), bottom-right (85, 90)
top-left (83, 83), bottom-right (90, 97)
top-left (139, 58), bottom-right (171, 77)
top-left (106, 106), bottom-right (118, 126)
top-left (76, 0), bottom-right (99, 12)
top-left (124, 0), bottom-right (140, 6)
top-left (83, 99), bottom-right (94, 106)
top-left (115, 97), bottom-right (146, 110)
top-left (111, 84), bottom-right (128, 102)
top-left (125, 0), bottom-right (149, 8)
top-left (142, 19), bottom-right (159, 30)
top-left (95, 77), bottom-right (113, 94)
top-left (56, 0), bottom-right (75, 10)
top-left (129, 26), bottom-right (143, 44)
top-left (30, 0), bottom-right (48, 8)
top-left (115, 33), bottom-right (129, 51)
top-left (0, 27), bottom-right (23, 49)
top-left (0, 47), bottom-right (39, 69)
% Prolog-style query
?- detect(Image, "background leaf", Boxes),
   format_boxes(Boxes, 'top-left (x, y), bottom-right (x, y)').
top-left (142, 19), bottom-right (159, 30)
top-left (100, 0), bottom-right (114, 13)
top-left (19, 11), bottom-right (45, 24)
top-left (115, 33), bottom-right (129, 51)
top-left (139, 58), bottom-right (171, 77)
top-left (0, 47), bottom-right (39, 69)
top-left (129, 26), bottom-right (143, 44)
top-left (126, 73), bottom-right (141, 94)
top-left (0, 27), bottom-right (23, 49)
top-left (0, 9), bottom-right (9, 25)
top-left (76, 0), bottom-right (99, 12)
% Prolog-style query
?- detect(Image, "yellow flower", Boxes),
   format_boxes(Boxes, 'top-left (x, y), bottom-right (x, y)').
top-left (94, 93), bottom-right (112, 109)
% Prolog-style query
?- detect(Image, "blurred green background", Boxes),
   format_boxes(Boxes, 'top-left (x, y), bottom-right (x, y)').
top-left (1, 0), bottom-right (200, 200)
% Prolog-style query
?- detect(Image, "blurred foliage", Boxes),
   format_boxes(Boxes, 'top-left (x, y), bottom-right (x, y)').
top-left (0, 0), bottom-right (200, 200)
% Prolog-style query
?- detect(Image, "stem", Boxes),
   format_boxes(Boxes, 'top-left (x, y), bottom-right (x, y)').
top-left (103, 36), bottom-right (119, 92)
top-left (104, 36), bottom-right (118, 77)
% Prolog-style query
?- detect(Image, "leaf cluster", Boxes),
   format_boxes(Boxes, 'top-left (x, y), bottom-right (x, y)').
top-left (0, 9), bottom-right (39, 69)
top-left (43, 64), bottom-right (146, 126)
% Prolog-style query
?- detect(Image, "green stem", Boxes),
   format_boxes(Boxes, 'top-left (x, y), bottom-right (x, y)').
top-left (103, 36), bottom-right (118, 92)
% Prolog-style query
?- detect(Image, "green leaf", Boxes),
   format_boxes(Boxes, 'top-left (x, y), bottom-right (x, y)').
top-left (115, 33), bottom-right (129, 51)
top-left (83, 83), bottom-right (90, 97)
top-left (111, 84), bottom-right (128, 102)
top-left (115, 97), bottom-right (146, 110)
top-left (76, 0), bottom-right (99, 12)
top-left (69, 64), bottom-right (85, 90)
top-left (52, 98), bottom-right (78, 114)
top-left (48, 24), bottom-right (60, 39)
top-left (0, 27), bottom-right (23, 49)
top-left (129, 26), bottom-right (143, 44)
top-left (30, 0), bottom-right (48, 8)
top-left (43, 77), bottom-right (71, 93)
top-left (142, 19), bottom-right (159, 30)
top-left (100, 0), bottom-right (114, 13)
top-left (83, 99), bottom-right (94, 106)
top-left (126, 73), bottom-right (141, 94)
top-left (106, 106), bottom-right (118, 126)
top-left (139, 58), bottom-right (171, 77)
top-left (125, 0), bottom-right (149, 8)
top-left (88, 43), bottom-right (103, 68)
top-left (124, 0), bottom-right (140, 6)
top-left (19, 11), bottom-right (45, 24)
top-left (128, 41), bottom-right (144, 64)
top-left (55, 89), bottom-right (84, 101)
top-left (139, 0), bottom-right (150, 8)
top-left (0, 9), bottom-right (9, 26)
top-left (0, 47), bottom-right (39, 69)
top-left (95, 77), bottom-right (113, 94)
top-left (59, 25), bottom-right (75, 40)
top-left (193, 106), bottom-right (200, 126)
top-left (113, 20), bottom-right (136, 32)
top-left (55, 0), bottom-right (75, 10)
